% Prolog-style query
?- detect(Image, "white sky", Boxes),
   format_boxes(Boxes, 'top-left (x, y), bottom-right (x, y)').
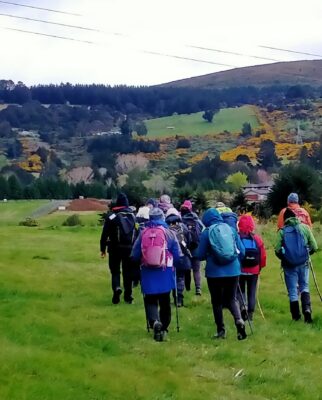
top-left (1, 0), bottom-right (322, 86)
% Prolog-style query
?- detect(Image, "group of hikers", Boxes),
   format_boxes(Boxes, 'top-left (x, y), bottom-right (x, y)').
top-left (100, 191), bottom-right (318, 342)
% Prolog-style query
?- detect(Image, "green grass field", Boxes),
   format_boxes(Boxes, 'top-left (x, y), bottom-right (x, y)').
top-left (1, 201), bottom-right (322, 400)
top-left (144, 106), bottom-right (260, 138)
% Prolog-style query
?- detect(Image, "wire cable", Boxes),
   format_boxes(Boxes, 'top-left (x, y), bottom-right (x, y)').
top-left (0, 12), bottom-right (124, 36)
top-left (259, 45), bottom-right (322, 58)
top-left (0, 0), bottom-right (81, 16)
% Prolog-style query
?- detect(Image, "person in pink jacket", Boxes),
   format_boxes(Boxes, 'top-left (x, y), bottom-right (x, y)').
top-left (237, 215), bottom-right (267, 321)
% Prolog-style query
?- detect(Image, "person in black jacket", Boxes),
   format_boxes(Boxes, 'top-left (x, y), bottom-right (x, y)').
top-left (100, 193), bottom-right (137, 304)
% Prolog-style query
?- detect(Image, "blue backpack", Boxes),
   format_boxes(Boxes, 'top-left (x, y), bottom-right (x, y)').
top-left (282, 225), bottom-right (308, 267)
top-left (208, 223), bottom-right (238, 265)
top-left (241, 235), bottom-right (260, 268)
top-left (221, 212), bottom-right (238, 230)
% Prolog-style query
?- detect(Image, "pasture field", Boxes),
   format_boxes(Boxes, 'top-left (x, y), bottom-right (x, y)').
top-left (1, 201), bottom-right (322, 400)
top-left (144, 106), bottom-right (260, 138)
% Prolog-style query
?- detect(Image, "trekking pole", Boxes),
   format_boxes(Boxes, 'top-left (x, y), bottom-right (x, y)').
top-left (174, 268), bottom-right (180, 332)
top-left (143, 294), bottom-right (150, 333)
top-left (237, 283), bottom-right (254, 335)
top-left (256, 277), bottom-right (265, 320)
top-left (309, 257), bottom-right (322, 302)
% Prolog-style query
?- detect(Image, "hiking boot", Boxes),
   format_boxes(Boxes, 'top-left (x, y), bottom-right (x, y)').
top-left (236, 319), bottom-right (247, 341)
top-left (161, 330), bottom-right (168, 341)
top-left (124, 295), bottom-right (134, 304)
top-left (195, 287), bottom-right (202, 296)
top-left (112, 287), bottom-right (122, 304)
top-left (153, 321), bottom-right (163, 342)
top-left (301, 292), bottom-right (313, 323)
top-left (241, 308), bottom-right (248, 321)
top-left (213, 329), bottom-right (226, 339)
top-left (177, 297), bottom-right (184, 308)
top-left (290, 301), bottom-right (301, 321)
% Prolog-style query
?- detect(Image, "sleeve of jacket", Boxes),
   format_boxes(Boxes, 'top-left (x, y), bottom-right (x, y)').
top-left (195, 229), bottom-right (209, 261)
top-left (254, 234), bottom-right (267, 268)
top-left (275, 229), bottom-right (283, 258)
top-left (305, 210), bottom-right (313, 228)
top-left (100, 218), bottom-right (111, 253)
top-left (130, 234), bottom-right (142, 261)
top-left (235, 232), bottom-right (245, 259)
top-left (303, 225), bottom-right (318, 253)
top-left (167, 231), bottom-right (183, 263)
top-left (277, 209), bottom-right (285, 230)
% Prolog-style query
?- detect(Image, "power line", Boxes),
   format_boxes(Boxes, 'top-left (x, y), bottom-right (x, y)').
top-left (1, 26), bottom-right (239, 68)
top-left (3, 26), bottom-right (95, 44)
top-left (187, 45), bottom-right (282, 63)
top-left (0, 12), bottom-right (124, 36)
top-left (0, 0), bottom-right (81, 16)
top-left (259, 45), bottom-right (322, 58)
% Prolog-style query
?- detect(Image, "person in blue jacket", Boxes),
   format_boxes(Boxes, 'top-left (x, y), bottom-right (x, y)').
top-left (196, 208), bottom-right (247, 340)
top-left (131, 207), bottom-right (182, 342)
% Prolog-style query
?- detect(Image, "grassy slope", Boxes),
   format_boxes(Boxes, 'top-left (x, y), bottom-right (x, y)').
top-left (145, 106), bottom-right (259, 138)
top-left (0, 201), bottom-right (322, 400)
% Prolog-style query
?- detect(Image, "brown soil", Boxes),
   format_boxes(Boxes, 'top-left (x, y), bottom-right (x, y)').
top-left (67, 198), bottom-right (109, 211)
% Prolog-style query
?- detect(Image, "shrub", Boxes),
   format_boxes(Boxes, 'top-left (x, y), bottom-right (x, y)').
top-left (62, 214), bottom-right (82, 226)
top-left (19, 217), bottom-right (39, 227)
top-left (176, 138), bottom-right (191, 149)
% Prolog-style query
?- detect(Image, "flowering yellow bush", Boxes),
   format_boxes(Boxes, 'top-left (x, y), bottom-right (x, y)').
top-left (187, 151), bottom-right (208, 164)
top-left (18, 154), bottom-right (42, 172)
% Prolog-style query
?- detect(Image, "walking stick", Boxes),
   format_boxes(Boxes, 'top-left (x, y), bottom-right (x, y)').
top-left (237, 283), bottom-right (254, 335)
top-left (174, 268), bottom-right (180, 332)
top-left (256, 276), bottom-right (265, 320)
top-left (309, 257), bottom-right (322, 302)
top-left (143, 294), bottom-right (150, 333)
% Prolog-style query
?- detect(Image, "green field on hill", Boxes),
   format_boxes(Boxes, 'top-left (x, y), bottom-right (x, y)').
top-left (1, 201), bottom-right (322, 400)
top-left (144, 106), bottom-right (260, 138)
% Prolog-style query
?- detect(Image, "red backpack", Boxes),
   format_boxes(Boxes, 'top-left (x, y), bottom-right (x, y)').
top-left (141, 226), bottom-right (167, 267)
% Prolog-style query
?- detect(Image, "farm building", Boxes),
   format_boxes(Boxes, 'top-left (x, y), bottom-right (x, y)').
top-left (243, 183), bottom-right (272, 203)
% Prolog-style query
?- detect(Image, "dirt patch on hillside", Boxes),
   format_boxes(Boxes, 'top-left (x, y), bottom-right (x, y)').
top-left (67, 198), bottom-right (109, 212)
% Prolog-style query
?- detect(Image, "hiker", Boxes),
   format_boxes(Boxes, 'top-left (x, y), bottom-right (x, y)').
top-left (181, 200), bottom-right (204, 295)
top-left (196, 208), bottom-right (247, 340)
top-left (158, 194), bottom-right (174, 214)
top-left (100, 193), bottom-right (137, 304)
top-left (277, 193), bottom-right (312, 230)
top-left (165, 207), bottom-right (192, 307)
top-left (275, 208), bottom-right (318, 323)
top-left (216, 201), bottom-right (238, 230)
top-left (136, 205), bottom-right (150, 225)
top-left (131, 207), bottom-right (182, 342)
top-left (237, 215), bottom-right (267, 321)
top-left (146, 198), bottom-right (157, 210)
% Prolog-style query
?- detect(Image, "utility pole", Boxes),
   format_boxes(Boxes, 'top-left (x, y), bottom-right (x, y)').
top-left (295, 121), bottom-right (303, 145)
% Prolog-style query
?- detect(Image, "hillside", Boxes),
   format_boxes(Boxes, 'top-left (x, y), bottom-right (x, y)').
top-left (161, 60), bottom-right (322, 89)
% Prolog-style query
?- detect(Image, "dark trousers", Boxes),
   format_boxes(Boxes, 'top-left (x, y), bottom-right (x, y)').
top-left (238, 274), bottom-right (258, 313)
top-left (207, 276), bottom-right (242, 332)
top-left (144, 292), bottom-right (171, 330)
top-left (108, 248), bottom-right (133, 300)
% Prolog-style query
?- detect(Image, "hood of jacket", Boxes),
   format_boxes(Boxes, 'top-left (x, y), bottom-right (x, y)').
top-left (202, 208), bottom-right (223, 227)
top-left (238, 214), bottom-right (255, 234)
top-left (284, 216), bottom-right (300, 227)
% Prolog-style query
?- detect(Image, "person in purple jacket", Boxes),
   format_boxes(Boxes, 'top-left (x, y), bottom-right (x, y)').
top-left (131, 207), bottom-right (182, 342)
top-left (196, 208), bottom-right (247, 340)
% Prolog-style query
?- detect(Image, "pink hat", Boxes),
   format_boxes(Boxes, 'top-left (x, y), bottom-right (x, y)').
top-left (181, 200), bottom-right (192, 211)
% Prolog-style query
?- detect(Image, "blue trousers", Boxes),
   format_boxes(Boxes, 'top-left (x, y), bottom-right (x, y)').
top-left (283, 265), bottom-right (309, 302)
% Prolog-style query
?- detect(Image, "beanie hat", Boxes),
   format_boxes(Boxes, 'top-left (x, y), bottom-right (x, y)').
top-left (149, 207), bottom-right (165, 221)
top-left (160, 194), bottom-right (171, 204)
top-left (284, 207), bottom-right (296, 222)
top-left (116, 192), bottom-right (129, 207)
top-left (146, 198), bottom-right (157, 208)
top-left (181, 200), bottom-right (192, 211)
top-left (165, 207), bottom-right (181, 218)
top-left (287, 193), bottom-right (299, 204)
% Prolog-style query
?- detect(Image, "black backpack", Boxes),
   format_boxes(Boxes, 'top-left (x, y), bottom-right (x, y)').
top-left (169, 223), bottom-right (192, 258)
top-left (182, 216), bottom-right (202, 251)
top-left (115, 212), bottom-right (136, 247)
